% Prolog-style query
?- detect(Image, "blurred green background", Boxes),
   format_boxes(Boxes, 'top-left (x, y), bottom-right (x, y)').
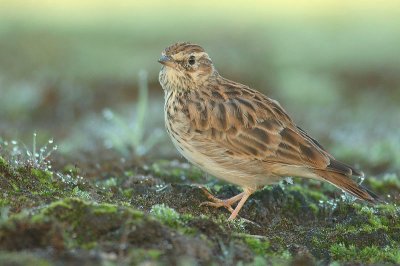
top-left (0, 0), bottom-right (399, 175)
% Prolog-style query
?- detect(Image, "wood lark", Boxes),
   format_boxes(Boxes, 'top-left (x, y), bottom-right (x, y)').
top-left (158, 42), bottom-right (378, 220)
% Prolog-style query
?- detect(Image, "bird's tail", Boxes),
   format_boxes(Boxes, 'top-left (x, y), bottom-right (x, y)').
top-left (314, 159), bottom-right (380, 203)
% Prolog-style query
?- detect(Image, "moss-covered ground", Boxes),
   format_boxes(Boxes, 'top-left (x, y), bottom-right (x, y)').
top-left (0, 153), bottom-right (399, 265)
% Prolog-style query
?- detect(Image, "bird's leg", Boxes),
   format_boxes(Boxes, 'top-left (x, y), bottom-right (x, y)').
top-left (227, 190), bottom-right (253, 221)
top-left (199, 186), bottom-right (245, 213)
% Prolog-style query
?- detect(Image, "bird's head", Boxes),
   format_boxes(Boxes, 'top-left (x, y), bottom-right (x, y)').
top-left (158, 42), bottom-right (216, 91)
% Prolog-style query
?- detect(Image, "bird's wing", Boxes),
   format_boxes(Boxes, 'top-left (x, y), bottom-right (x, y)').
top-left (185, 78), bottom-right (374, 201)
top-left (187, 80), bottom-right (330, 171)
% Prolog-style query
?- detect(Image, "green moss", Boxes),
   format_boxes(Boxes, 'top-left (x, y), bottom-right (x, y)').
top-left (62, 164), bottom-right (80, 176)
top-left (0, 200), bottom-right (10, 208)
top-left (365, 174), bottom-right (400, 194)
top-left (43, 198), bottom-right (143, 222)
top-left (0, 197), bottom-right (147, 252)
top-left (80, 241), bottom-right (98, 250)
top-left (246, 252), bottom-right (292, 266)
top-left (150, 204), bottom-right (181, 228)
top-left (127, 248), bottom-right (163, 264)
top-left (124, 170), bottom-right (135, 177)
top-left (247, 256), bottom-right (267, 266)
top-left (374, 204), bottom-right (400, 217)
top-left (334, 223), bottom-right (356, 234)
top-left (356, 203), bottom-right (399, 231)
top-left (0, 156), bottom-right (6, 167)
top-left (181, 213), bottom-right (194, 222)
top-left (96, 177), bottom-right (118, 189)
top-left (122, 188), bottom-right (134, 198)
top-left (0, 157), bottom-right (16, 191)
top-left (0, 156), bottom-right (73, 210)
top-left (72, 186), bottom-right (91, 200)
top-left (147, 160), bottom-right (204, 182)
top-left (30, 168), bottom-right (53, 185)
top-left (148, 204), bottom-right (200, 236)
top-left (289, 184), bottom-right (328, 202)
top-left (243, 236), bottom-right (270, 256)
top-left (1, 148), bottom-right (399, 265)
top-left (308, 203), bottom-right (319, 215)
top-left (10, 181), bottom-right (20, 192)
top-left (0, 251), bottom-right (51, 266)
top-left (92, 203), bottom-right (118, 215)
top-left (40, 198), bottom-right (143, 244)
top-left (330, 243), bottom-right (357, 261)
top-left (46, 198), bottom-right (73, 210)
top-left (214, 214), bottom-right (246, 233)
top-left (330, 243), bottom-right (400, 264)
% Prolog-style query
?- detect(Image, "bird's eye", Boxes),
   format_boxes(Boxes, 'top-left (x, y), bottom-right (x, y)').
top-left (188, 55), bottom-right (196, 65)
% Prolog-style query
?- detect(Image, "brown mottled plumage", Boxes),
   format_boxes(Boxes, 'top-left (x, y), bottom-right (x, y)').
top-left (158, 42), bottom-right (378, 220)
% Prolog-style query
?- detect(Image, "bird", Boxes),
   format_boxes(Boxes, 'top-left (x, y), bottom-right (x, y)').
top-left (158, 42), bottom-right (378, 221)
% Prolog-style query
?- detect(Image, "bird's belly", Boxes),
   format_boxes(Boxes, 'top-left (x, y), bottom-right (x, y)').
top-left (166, 123), bottom-right (280, 189)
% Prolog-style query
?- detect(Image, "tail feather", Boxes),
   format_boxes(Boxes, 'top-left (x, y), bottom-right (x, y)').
top-left (314, 169), bottom-right (379, 204)
top-left (326, 159), bottom-right (364, 177)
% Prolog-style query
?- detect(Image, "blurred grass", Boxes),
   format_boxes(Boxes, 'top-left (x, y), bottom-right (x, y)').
top-left (1, 0), bottom-right (400, 81)
top-left (0, 0), bottom-right (399, 173)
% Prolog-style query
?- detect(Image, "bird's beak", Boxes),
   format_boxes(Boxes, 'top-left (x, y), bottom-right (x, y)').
top-left (158, 55), bottom-right (175, 68)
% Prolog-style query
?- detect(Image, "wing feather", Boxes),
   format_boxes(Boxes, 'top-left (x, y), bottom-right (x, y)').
top-left (188, 79), bottom-right (331, 173)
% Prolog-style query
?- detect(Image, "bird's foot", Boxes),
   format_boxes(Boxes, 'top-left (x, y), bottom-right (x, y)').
top-left (199, 186), bottom-right (244, 214)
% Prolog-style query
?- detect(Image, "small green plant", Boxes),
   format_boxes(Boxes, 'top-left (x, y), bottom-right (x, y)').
top-left (0, 134), bottom-right (85, 203)
top-left (0, 133), bottom-right (57, 172)
top-left (102, 70), bottom-right (162, 156)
